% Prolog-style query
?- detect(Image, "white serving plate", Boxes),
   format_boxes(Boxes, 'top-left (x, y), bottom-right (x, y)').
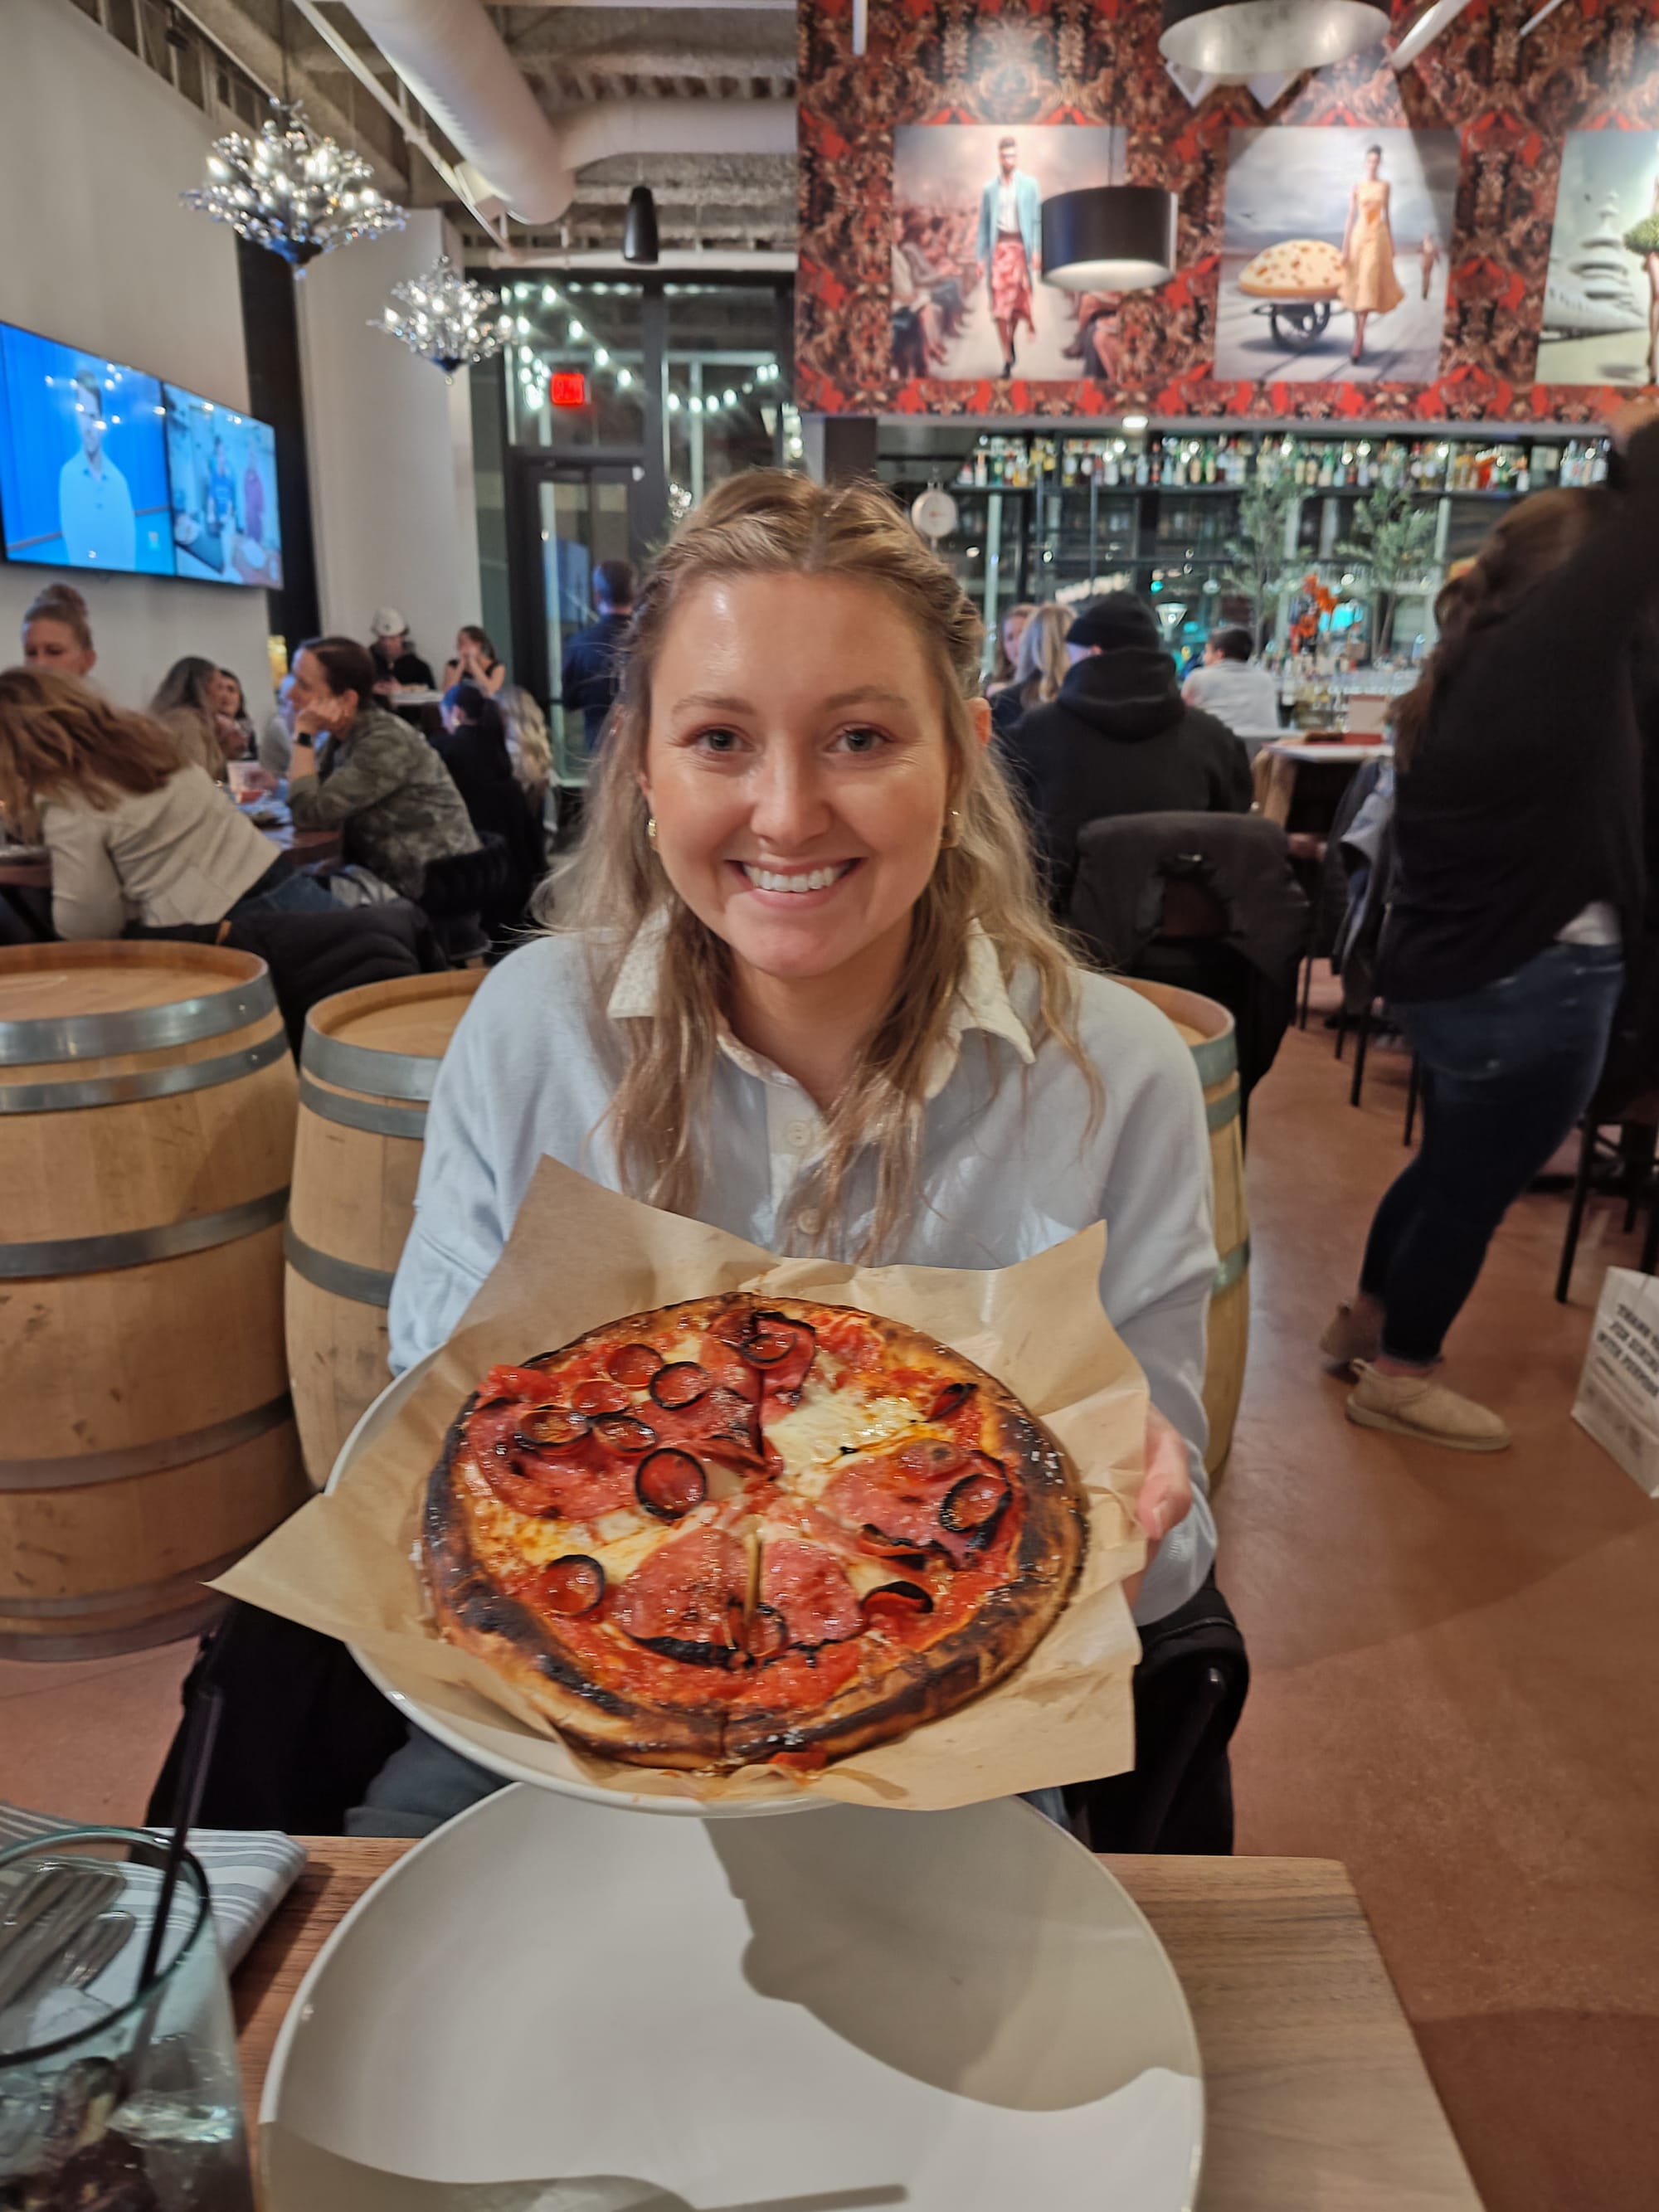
top-left (330, 1355), bottom-right (821, 1818)
top-left (260, 1784), bottom-right (1204, 2211)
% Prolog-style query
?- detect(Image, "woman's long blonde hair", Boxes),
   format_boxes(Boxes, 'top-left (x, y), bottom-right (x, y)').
top-left (556, 469), bottom-right (1096, 1260)
top-left (0, 668), bottom-right (180, 819)
top-left (501, 684), bottom-right (552, 801)
top-left (1012, 601), bottom-right (1072, 708)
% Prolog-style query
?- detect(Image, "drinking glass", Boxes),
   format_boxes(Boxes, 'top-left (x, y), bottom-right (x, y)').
top-left (0, 1828), bottom-right (255, 2210)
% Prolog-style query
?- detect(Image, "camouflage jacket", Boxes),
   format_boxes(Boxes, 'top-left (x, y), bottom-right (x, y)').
top-left (287, 706), bottom-right (478, 898)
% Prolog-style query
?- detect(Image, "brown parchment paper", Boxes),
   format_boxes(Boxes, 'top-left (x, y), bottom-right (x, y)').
top-left (218, 1158), bottom-right (1151, 1811)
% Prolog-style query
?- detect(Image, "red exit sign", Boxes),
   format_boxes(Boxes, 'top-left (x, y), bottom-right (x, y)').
top-left (550, 372), bottom-right (588, 408)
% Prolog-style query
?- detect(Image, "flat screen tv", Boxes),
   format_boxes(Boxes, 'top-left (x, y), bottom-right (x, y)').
top-left (0, 323), bottom-right (174, 575)
top-left (162, 382), bottom-right (283, 588)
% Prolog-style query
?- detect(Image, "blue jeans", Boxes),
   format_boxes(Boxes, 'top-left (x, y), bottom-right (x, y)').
top-left (1360, 942), bottom-right (1624, 1365)
top-left (229, 865), bottom-right (336, 918)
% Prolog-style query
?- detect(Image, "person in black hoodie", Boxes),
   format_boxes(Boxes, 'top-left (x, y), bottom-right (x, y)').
top-left (1321, 403), bottom-right (1659, 1451)
top-left (1000, 591), bottom-right (1252, 910)
top-left (434, 682), bottom-right (548, 946)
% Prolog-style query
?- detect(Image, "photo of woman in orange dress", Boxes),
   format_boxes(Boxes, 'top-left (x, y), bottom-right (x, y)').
top-left (1340, 143), bottom-right (1405, 365)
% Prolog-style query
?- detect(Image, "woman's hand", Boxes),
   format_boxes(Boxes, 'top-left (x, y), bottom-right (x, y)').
top-left (1123, 1402), bottom-right (1194, 1609)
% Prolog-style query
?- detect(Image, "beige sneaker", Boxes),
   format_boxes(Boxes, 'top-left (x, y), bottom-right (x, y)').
top-left (1320, 1301), bottom-right (1382, 1372)
top-left (1345, 1364), bottom-right (1511, 1452)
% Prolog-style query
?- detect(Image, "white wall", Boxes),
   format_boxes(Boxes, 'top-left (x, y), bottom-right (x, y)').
top-left (0, 0), bottom-right (276, 716)
top-left (297, 211), bottom-right (481, 673)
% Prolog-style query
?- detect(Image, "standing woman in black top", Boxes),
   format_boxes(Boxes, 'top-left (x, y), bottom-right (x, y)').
top-left (1323, 405), bottom-right (1659, 1450)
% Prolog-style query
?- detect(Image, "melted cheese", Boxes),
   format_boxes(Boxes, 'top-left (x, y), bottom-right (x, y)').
top-left (466, 1480), bottom-right (679, 1584)
top-left (765, 1390), bottom-right (927, 1501)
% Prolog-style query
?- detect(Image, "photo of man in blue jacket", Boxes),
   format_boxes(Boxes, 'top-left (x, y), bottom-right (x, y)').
top-left (976, 135), bottom-right (1043, 378)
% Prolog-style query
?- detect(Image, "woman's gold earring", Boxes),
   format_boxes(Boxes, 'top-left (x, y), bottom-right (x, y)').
top-left (940, 807), bottom-right (963, 849)
top-left (646, 815), bottom-right (659, 849)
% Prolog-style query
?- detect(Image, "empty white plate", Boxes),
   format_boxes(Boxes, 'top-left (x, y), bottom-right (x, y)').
top-left (262, 1784), bottom-right (1204, 2211)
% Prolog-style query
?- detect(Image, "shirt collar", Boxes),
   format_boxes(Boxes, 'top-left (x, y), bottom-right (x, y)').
top-left (606, 911), bottom-right (1034, 1098)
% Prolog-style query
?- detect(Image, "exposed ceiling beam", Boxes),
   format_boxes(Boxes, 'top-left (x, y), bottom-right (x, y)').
top-left (288, 0), bottom-right (508, 239)
top-left (1389, 0), bottom-right (1477, 68)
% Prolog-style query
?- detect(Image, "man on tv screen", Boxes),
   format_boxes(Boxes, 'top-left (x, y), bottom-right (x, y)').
top-left (59, 368), bottom-right (136, 570)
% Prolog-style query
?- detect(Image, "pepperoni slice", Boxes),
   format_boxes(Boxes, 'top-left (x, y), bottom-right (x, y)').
top-left (636, 1448), bottom-right (707, 1520)
top-left (611, 1527), bottom-right (747, 1665)
top-left (590, 1412), bottom-right (657, 1456)
top-left (928, 1380), bottom-right (975, 1422)
top-left (895, 1438), bottom-right (965, 1478)
top-left (743, 1312), bottom-right (817, 1397)
top-left (480, 1364), bottom-right (558, 1403)
top-left (538, 1556), bottom-right (605, 1616)
top-left (760, 1536), bottom-right (863, 1647)
top-left (513, 1406), bottom-right (591, 1451)
top-left (649, 1362), bottom-right (710, 1410)
top-left (606, 1343), bottom-right (663, 1388)
top-left (940, 1464), bottom-right (1010, 1539)
top-left (861, 1581), bottom-right (933, 1627)
top-left (465, 1402), bottom-right (635, 1521)
top-left (572, 1378), bottom-right (631, 1417)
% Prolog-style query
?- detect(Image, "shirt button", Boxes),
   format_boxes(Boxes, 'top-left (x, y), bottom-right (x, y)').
top-left (786, 1121), bottom-right (811, 1148)
top-left (797, 1208), bottom-right (822, 1235)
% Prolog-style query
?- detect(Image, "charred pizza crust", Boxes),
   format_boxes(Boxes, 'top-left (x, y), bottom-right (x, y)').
top-left (422, 1294), bottom-right (1087, 1772)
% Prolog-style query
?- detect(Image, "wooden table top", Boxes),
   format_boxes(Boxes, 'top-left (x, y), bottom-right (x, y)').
top-left (236, 1838), bottom-right (1484, 2211)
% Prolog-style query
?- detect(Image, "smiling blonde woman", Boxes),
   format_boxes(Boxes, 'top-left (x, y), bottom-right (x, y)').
top-left (372, 470), bottom-right (1239, 1841)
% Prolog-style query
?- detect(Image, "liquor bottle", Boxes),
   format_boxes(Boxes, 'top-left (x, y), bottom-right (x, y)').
top-left (1135, 446), bottom-right (1150, 487)
top-left (1317, 445), bottom-right (1334, 488)
top-left (973, 447), bottom-right (987, 488)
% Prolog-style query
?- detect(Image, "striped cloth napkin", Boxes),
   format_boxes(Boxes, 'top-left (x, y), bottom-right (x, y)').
top-left (0, 1802), bottom-right (305, 1971)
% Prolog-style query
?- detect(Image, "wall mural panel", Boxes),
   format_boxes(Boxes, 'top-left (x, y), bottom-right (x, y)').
top-left (795, 0), bottom-right (1659, 422)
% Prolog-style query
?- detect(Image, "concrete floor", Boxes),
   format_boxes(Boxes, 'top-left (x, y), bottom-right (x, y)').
top-left (5, 975), bottom-right (1657, 2209)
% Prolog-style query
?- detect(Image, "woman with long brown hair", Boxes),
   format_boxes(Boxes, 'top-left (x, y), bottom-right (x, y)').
top-left (1322, 405), bottom-right (1659, 1447)
top-left (150, 654), bottom-right (234, 781)
top-left (0, 668), bottom-right (333, 938)
top-left (373, 470), bottom-right (1234, 1840)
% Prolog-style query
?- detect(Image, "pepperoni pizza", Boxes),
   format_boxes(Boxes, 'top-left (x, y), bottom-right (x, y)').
top-left (422, 1294), bottom-right (1088, 1772)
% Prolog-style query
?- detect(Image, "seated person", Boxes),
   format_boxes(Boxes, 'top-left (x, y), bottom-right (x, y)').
top-left (21, 581), bottom-right (98, 680)
top-left (149, 656), bottom-right (236, 783)
top-left (286, 636), bottom-right (479, 900)
top-left (0, 669), bottom-right (333, 939)
top-left (1000, 593), bottom-right (1253, 910)
top-left (1181, 626), bottom-right (1283, 751)
top-left (990, 602), bottom-right (1071, 740)
top-left (367, 609), bottom-right (435, 695)
top-left (440, 626), bottom-right (508, 698)
top-left (361, 469), bottom-right (1230, 1839)
top-left (260, 672), bottom-right (297, 779)
top-left (435, 681), bottom-right (548, 935)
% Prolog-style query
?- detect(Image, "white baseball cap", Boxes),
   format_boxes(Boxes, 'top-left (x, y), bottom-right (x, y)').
top-left (370, 606), bottom-right (408, 638)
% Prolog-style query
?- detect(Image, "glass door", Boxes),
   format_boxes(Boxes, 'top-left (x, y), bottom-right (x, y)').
top-left (513, 461), bottom-right (644, 790)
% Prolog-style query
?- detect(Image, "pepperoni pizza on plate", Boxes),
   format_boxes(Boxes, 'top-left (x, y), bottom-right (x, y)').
top-left (422, 1294), bottom-right (1088, 1772)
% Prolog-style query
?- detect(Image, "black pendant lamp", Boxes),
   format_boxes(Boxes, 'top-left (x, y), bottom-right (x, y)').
top-left (1041, 185), bottom-right (1179, 294)
top-left (1159, 0), bottom-right (1389, 74)
top-left (623, 184), bottom-right (659, 265)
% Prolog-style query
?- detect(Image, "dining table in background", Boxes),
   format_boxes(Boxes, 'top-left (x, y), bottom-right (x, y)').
top-left (235, 1839), bottom-right (1486, 2212)
top-left (1255, 737), bottom-right (1392, 835)
top-left (0, 809), bottom-right (341, 942)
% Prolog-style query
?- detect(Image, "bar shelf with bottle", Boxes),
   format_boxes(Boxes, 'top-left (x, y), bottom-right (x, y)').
top-left (879, 423), bottom-right (1609, 668)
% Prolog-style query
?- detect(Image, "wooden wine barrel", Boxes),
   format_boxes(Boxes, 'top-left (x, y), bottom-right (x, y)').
top-left (0, 942), bottom-right (306, 1658)
top-left (1118, 977), bottom-right (1249, 1484)
top-left (285, 970), bottom-right (485, 1485)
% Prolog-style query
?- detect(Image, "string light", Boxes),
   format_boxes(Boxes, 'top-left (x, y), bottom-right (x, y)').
top-left (375, 256), bottom-right (513, 381)
top-left (182, 100), bottom-right (404, 269)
